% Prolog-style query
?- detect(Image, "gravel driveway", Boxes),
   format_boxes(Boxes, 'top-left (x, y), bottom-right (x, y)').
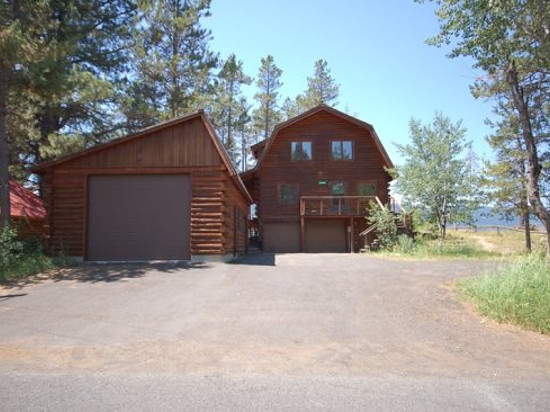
top-left (1, 253), bottom-right (550, 409)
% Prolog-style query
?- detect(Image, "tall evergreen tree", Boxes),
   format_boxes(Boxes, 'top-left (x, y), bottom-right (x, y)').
top-left (0, 0), bottom-right (138, 209)
top-left (252, 55), bottom-right (283, 140)
top-left (209, 54), bottom-right (252, 166)
top-left (123, 0), bottom-right (217, 130)
top-left (281, 97), bottom-right (299, 120)
top-left (237, 101), bottom-right (253, 172)
top-left (296, 59), bottom-right (339, 112)
top-left (0, 0), bottom-right (55, 229)
top-left (484, 102), bottom-right (534, 252)
top-left (31, 0), bottom-right (137, 159)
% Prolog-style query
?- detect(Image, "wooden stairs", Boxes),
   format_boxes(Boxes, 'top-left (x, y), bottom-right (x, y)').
top-left (359, 201), bottom-right (413, 251)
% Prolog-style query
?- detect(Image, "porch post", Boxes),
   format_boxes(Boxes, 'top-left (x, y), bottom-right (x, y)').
top-left (349, 217), bottom-right (354, 253)
top-left (300, 198), bottom-right (305, 252)
top-left (300, 216), bottom-right (305, 252)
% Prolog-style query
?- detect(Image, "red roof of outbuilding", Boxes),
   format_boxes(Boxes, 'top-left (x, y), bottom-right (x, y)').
top-left (0, 181), bottom-right (46, 219)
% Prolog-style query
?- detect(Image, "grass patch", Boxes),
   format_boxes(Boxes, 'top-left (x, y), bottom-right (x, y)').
top-left (453, 229), bottom-right (547, 255)
top-left (367, 229), bottom-right (546, 260)
top-left (457, 253), bottom-right (550, 334)
top-left (371, 233), bottom-right (501, 260)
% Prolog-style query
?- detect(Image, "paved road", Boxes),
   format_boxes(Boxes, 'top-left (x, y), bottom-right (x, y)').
top-left (1, 254), bottom-right (549, 410)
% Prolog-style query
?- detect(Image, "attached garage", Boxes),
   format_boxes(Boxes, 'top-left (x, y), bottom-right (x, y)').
top-left (262, 222), bottom-right (300, 253)
top-left (305, 219), bottom-right (348, 253)
top-left (86, 175), bottom-right (191, 261)
top-left (34, 111), bottom-right (251, 262)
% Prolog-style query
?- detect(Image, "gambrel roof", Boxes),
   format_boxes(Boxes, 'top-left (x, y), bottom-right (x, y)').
top-left (244, 104), bottom-right (393, 177)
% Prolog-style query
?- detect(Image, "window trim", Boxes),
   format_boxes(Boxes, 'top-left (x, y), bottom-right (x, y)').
top-left (291, 141), bottom-right (313, 161)
top-left (331, 140), bottom-right (354, 161)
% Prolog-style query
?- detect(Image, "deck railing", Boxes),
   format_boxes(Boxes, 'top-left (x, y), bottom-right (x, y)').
top-left (300, 196), bottom-right (383, 217)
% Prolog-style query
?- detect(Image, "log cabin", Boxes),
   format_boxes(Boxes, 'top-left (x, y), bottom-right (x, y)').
top-left (242, 104), bottom-right (395, 253)
top-left (33, 110), bottom-right (251, 262)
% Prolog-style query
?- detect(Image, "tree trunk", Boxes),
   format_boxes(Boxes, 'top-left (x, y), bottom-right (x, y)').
top-left (264, 106), bottom-right (269, 139)
top-left (437, 214), bottom-right (446, 252)
top-left (507, 62), bottom-right (550, 261)
top-left (522, 209), bottom-right (532, 253)
top-left (0, 73), bottom-right (11, 230)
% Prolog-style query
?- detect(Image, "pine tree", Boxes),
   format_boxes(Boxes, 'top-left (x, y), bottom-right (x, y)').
top-left (237, 102), bottom-right (253, 172)
top-left (281, 97), bottom-right (299, 120)
top-left (484, 102), bottom-right (534, 252)
top-left (0, 0), bottom-right (51, 229)
top-left (123, 0), bottom-right (218, 130)
top-left (30, 0), bottom-right (137, 159)
top-left (209, 54), bottom-right (252, 167)
top-left (1, 0), bottom-right (138, 203)
top-left (252, 55), bottom-right (283, 141)
top-left (296, 59), bottom-right (339, 112)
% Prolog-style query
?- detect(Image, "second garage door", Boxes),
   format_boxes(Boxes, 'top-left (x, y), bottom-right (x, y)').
top-left (262, 222), bottom-right (300, 253)
top-left (305, 219), bottom-right (348, 253)
top-left (86, 175), bottom-right (191, 261)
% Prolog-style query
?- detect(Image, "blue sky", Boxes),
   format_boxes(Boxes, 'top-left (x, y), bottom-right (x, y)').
top-left (205, 0), bottom-right (495, 165)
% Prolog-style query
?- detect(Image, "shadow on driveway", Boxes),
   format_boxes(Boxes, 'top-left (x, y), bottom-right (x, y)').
top-left (229, 253), bottom-right (276, 267)
top-left (1, 261), bottom-right (211, 290)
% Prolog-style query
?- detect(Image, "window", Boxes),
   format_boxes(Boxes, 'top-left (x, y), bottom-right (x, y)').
top-left (279, 183), bottom-right (298, 205)
top-left (331, 181), bottom-right (346, 196)
top-left (291, 141), bottom-right (312, 161)
top-left (331, 140), bottom-right (353, 160)
top-left (331, 181), bottom-right (347, 212)
top-left (357, 182), bottom-right (377, 196)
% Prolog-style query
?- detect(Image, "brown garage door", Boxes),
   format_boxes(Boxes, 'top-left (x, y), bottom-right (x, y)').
top-left (262, 222), bottom-right (300, 253)
top-left (87, 175), bottom-right (191, 261)
top-left (305, 219), bottom-right (348, 253)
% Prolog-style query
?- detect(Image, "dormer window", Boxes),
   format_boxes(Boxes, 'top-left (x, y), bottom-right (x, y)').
top-left (291, 141), bottom-right (312, 161)
top-left (332, 140), bottom-right (353, 160)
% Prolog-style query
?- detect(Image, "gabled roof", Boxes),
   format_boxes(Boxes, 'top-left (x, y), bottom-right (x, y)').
top-left (0, 181), bottom-right (46, 219)
top-left (32, 110), bottom-right (252, 203)
top-left (245, 104), bottom-right (394, 176)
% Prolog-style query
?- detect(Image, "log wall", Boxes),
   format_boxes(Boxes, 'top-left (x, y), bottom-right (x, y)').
top-left (39, 116), bottom-right (250, 259)
top-left (256, 110), bottom-right (392, 222)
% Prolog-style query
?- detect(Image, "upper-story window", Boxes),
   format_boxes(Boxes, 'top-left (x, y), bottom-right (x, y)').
top-left (331, 140), bottom-right (353, 160)
top-left (291, 141), bottom-right (312, 161)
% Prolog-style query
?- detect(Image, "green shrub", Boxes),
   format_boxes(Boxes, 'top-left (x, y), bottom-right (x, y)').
top-left (367, 201), bottom-right (398, 250)
top-left (0, 228), bottom-right (24, 270)
top-left (458, 253), bottom-right (550, 334)
top-left (0, 227), bottom-right (57, 281)
top-left (396, 234), bottom-right (415, 253)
